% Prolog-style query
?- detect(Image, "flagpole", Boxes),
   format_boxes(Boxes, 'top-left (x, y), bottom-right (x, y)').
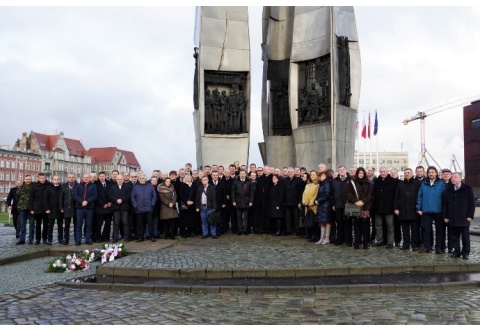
top-left (362, 111), bottom-right (366, 169)
top-left (355, 113), bottom-right (359, 169)
top-left (369, 111), bottom-right (372, 168)
top-left (375, 110), bottom-right (379, 175)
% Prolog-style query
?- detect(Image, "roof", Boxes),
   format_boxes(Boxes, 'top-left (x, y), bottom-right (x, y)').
top-left (86, 147), bottom-right (117, 163)
top-left (31, 131), bottom-right (86, 156)
top-left (118, 149), bottom-right (140, 168)
top-left (65, 138), bottom-right (87, 156)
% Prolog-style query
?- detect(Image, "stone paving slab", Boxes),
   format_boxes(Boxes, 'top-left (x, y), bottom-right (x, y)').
top-left (1, 284), bottom-right (480, 324)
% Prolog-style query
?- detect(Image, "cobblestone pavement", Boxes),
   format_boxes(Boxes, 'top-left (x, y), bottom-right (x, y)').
top-left (2, 221), bottom-right (480, 324)
top-left (1, 285), bottom-right (480, 324)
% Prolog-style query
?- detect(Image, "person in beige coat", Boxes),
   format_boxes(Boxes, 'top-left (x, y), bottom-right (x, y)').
top-left (157, 177), bottom-right (179, 239)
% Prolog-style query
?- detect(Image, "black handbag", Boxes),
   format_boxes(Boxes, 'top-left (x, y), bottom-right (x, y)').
top-left (179, 186), bottom-right (193, 211)
top-left (304, 209), bottom-right (315, 229)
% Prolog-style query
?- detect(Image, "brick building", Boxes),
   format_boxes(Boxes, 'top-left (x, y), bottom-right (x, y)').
top-left (0, 148), bottom-right (42, 200)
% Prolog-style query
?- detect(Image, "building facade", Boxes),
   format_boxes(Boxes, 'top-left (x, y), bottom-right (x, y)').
top-left (12, 131), bottom-right (92, 182)
top-left (87, 147), bottom-right (141, 175)
top-left (0, 148), bottom-right (42, 200)
top-left (464, 100), bottom-right (480, 196)
top-left (354, 151), bottom-right (409, 172)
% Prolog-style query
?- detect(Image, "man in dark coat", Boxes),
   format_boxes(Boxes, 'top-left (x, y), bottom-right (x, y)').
top-left (44, 175), bottom-right (63, 245)
top-left (372, 167), bottom-right (398, 248)
top-left (29, 173), bottom-right (51, 244)
top-left (394, 168), bottom-right (421, 251)
top-left (59, 173), bottom-right (77, 245)
top-left (209, 171), bottom-right (224, 235)
top-left (443, 172), bottom-right (475, 259)
top-left (231, 169), bottom-right (254, 235)
top-left (282, 167), bottom-right (302, 235)
top-left (93, 172), bottom-right (112, 243)
top-left (331, 166), bottom-right (352, 245)
top-left (220, 170), bottom-right (235, 233)
top-left (7, 180), bottom-right (22, 238)
top-left (108, 174), bottom-right (132, 243)
top-left (73, 173), bottom-right (98, 245)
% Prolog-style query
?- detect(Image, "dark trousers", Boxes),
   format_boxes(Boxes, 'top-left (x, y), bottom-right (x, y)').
top-left (12, 211), bottom-right (19, 237)
top-left (393, 214), bottom-right (401, 245)
top-left (421, 212), bottom-right (445, 250)
top-left (63, 216), bottom-right (72, 243)
top-left (334, 208), bottom-right (346, 243)
top-left (102, 216), bottom-right (112, 242)
top-left (450, 226), bottom-right (470, 256)
top-left (47, 216), bottom-right (64, 242)
top-left (353, 218), bottom-right (370, 247)
top-left (284, 206), bottom-right (299, 234)
top-left (400, 220), bottom-right (419, 248)
top-left (369, 209), bottom-right (376, 242)
top-left (220, 206), bottom-right (231, 234)
top-left (113, 210), bottom-right (129, 241)
top-left (75, 208), bottom-right (94, 243)
top-left (34, 213), bottom-right (48, 242)
top-left (236, 208), bottom-right (249, 232)
top-left (136, 212), bottom-right (153, 239)
top-left (162, 219), bottom-right (176, 238)
top-left (94, 214), bottom-right (111, 242)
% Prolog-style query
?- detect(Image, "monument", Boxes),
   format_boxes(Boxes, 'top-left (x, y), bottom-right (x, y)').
top-left (193, 6), bottom-right (360, 170)
top-left (260, 6), bottom-right (361, 170)
top-left (193, 6), bottom-right (251, 168)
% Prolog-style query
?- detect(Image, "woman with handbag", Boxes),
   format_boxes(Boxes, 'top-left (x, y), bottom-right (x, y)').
top-left (347, 167), bottom-right (372, 249)
top-left (157, 177), bottom-right (179, 239)
top-left (302, 171), bottom-right (319, 242)
top-left (314, 170), bottom-right (333, 245)
top-left (178, 175), bottom-right (197, 238)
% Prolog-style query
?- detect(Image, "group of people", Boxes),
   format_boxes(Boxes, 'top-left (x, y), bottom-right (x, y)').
top-left (7, 161), bottom-right (475, 259)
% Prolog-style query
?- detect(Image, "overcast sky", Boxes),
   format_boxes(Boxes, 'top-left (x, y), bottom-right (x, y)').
top-left (1, 5), bottom-right (479, 175)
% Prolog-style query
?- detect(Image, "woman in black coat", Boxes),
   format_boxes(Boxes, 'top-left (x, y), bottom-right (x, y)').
top-left (347, 167), bottom-right (372, 249)
top-left (270, 174), bottom-right (285, 236)
top-left (314, 171), bottom-right (332, 245)
top-left (178, 175), bottom-right (197, 237)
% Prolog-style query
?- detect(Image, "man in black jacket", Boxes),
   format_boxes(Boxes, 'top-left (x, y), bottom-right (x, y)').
top-left (44, 175), bottom-right (63, 245)
top-left (59, 173), bottom-right (77, 245)
top-left (7, 180), bottom-right (22, 238)
top-left (29, 173), bottom-right (51, 244)
top-left (394, 168), bottom-right (421, 251)
top-left (282, 167), bottom-right (302, 235)
top-left (94, 172), bottom-right (112, 243)
top-left (372, 167), bottom-right (398, 248)
top-left (108, 174), bottom-right (132, 243)
top-left (331, 166), bottom-right (351, 245)
top-left (231, 169), bottom-right (254, 235)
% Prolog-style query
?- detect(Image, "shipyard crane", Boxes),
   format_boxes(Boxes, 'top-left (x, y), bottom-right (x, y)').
top-left (402, 95), bottom-right (480, 168)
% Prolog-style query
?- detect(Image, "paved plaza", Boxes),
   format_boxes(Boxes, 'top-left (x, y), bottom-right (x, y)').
top-left (1, 221), bottom-right (480, 324)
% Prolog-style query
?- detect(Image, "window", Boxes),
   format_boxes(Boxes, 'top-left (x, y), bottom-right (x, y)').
top-left (11, 161), bottom-right (16, 169)
top-left (0, 172), bottom-right (4, 180)
top-left (26, 163), bottom-right (30, 170)
top-left (0, 185), bottom-right (3, 193)
top-left (18, 173), bottom-right (23, 180)
top-left (36, 164), bottom-right (40, 171)
top-left (5, 173), bottom-right (10, 181)
top-left (19, 162), bottom-right (24, 170)
top-left (12, 173), bottom-right (16, 180)
top-left (0, 160), bottom-right (3, 168)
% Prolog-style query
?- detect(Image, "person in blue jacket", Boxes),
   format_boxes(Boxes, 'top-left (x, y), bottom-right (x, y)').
top-left (416, 166), bottom-right (446, 254)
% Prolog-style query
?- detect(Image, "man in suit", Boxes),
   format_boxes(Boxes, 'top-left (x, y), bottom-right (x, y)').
top-left (7, 180), bottom-right (22, 238)
top-left (94, 171), bottom-right (111, 243)
top-left (73, 173), bottom-right (98, 246)
top-left (283, 167), bottom-right (303, 236)
top-left (108, 174), bottom-right (132, 243)
top-left (231, 169), bottom-right (254, 235)
top-left (444, 172), bottom-right (475, 260)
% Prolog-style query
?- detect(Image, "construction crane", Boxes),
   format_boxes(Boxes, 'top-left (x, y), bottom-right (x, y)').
top-left (450, 154), bottom-right (464, 177)
top-left (402, 95), bottom-right (480, 168)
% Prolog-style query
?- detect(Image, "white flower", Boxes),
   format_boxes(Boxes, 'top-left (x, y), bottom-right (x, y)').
top-left (100, 249), bottom-right (105, 253)
top-left (62, 264), bottom-right (67, 268)
top-left (75, 260), bottom-right (81, 265)
top-left (52, 263), bottom-right (57, 268)
top-left (85, 250), bottom-right (89, 254)
top-left (119, 243), bottom-right (124, 248)
top-left (118, 248), bottom-right (122, 252)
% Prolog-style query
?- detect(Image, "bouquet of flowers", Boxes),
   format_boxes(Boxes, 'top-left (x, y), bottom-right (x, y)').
top-left (98, 243), bottom-right (127, 264)
top-left (46, 250), bottom-right (92, 273)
